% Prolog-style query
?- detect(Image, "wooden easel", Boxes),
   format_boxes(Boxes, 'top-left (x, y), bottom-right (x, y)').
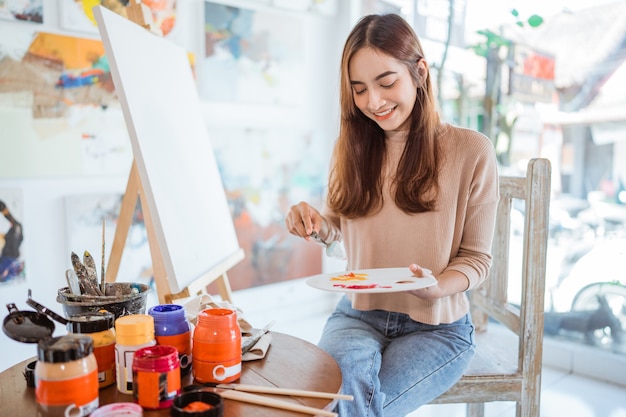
top-left (105, 161), bottom-right (244, 304)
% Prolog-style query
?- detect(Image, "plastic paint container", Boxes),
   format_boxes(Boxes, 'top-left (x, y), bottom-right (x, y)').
top-left (148, 304), bottom-right (192, 376)
top-left (35, 334), bottom-right (99, 417)
top-left (132, 345), bottom-right (181, 409)
top-left (192, 308), bottom-right (241, 384)
top-left (68, 311), bottom-right (116, 389)
top-left (90, 402), bottom-right (143, 416)
top-left (114, 314), bottom-right (156, 394)
top-left (171, 390), bottom-right (224, 417)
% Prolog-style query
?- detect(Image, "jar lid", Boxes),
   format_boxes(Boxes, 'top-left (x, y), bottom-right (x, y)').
top-left (133, 345), bottom-right (179, 372)
top-left (197, 308), bottom-right (237, 326)
top-left (25, 291), bottom-right (68, 326)
top-left (2, 303), bottom-right (55, 343)
top-left (37, 334), bottom-right (94, 363)
top-left (149, 304), bottom-right (185, 320)
top-left (68, 311), bottom-right (115, 333)
top-left (115, 314), bottom-right (154, 337)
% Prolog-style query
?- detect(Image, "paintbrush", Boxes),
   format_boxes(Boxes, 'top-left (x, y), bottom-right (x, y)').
top-left (241, 320), bottom-right (276, 355)
top-left (65, 269), bottom-right (82, 295)
top-left (83, 250), bottom-right (103, 296)
top-left (101, 218), bottom-right (106, 295)
top-left (71, 251), bottom-right (98, 296)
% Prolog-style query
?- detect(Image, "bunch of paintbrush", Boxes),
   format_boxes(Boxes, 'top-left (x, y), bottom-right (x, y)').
top-left (66, 251), bottom-right (104, 296)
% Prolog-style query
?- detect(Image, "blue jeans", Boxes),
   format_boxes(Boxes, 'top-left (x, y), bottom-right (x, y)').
top-left (318, 296), bottom-right (475, 417)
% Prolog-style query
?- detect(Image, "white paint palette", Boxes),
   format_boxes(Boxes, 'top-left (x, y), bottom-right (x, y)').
top-left (306, 267), bottom-right (436, 294)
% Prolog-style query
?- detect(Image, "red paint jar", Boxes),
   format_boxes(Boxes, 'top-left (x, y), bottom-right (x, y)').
top-left (132, 344), bottom-right (181, 409)
top-left (192, 308), bottom-right (241, 384)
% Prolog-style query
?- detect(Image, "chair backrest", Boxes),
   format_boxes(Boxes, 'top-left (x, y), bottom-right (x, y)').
top-left (431, 158), bottom-right (551, 417)
top-left (474, 158), bottom-right (551, 330)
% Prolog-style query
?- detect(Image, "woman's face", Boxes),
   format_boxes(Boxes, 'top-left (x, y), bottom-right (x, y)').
top-left (349, 47), bottom-right (418, 136)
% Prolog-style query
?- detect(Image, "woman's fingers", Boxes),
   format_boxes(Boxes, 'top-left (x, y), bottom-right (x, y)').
top-left (286, 202), bottom-right (319, 237)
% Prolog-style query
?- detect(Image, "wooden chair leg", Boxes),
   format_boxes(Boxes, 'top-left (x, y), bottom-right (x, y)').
top-left (467, 403), bottom-right (485, 417)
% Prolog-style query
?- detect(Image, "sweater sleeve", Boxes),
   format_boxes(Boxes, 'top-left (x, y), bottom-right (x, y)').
top-left (445, 134), bottom-right (500, 291)
top-left (321, 204), bottom-right (343, 243)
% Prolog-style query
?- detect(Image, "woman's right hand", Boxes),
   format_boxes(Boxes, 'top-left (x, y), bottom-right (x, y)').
top-left (285, 201), bottom-right (324, 239)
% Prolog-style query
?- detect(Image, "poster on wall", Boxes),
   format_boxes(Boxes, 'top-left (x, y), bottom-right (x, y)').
top-left (59, 0), bottom-right (177, 36)
top-left (0, 31), bottom-right (133, 178)
top-left (201, 1), bottom-right (304, 106)
top-left (0, 0), bottom-right (42, 23)
top-left (64, 194), bottom-right (153, 290)
top-left (207, 126), bottom-right (328, 290)
top-left (0, 188), bottom-right (26, 285)
top-left (64, 123), bottom-right (330, 293)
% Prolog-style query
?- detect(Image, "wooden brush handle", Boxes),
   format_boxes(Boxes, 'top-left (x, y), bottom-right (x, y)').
top-left (229, 383), bottom-right (353, 401)
top-left (219, 389), bottom-right (338, 417)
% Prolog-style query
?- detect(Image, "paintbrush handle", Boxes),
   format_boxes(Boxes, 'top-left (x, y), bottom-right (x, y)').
top-left (218, 389), bottom-right (338, 417)
top-left (228, 384), bottom-right (353, 401)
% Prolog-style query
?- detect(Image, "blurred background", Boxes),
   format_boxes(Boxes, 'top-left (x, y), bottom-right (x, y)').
top-left (0, 0), bottom-right (625, 396)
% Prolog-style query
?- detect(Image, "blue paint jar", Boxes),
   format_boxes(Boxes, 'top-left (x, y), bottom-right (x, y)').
top-left (148, 304), bottom-right (192, 376)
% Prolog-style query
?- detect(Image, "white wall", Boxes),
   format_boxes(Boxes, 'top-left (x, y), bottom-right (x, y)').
top-left (0, 0), bottom-right (350, 371)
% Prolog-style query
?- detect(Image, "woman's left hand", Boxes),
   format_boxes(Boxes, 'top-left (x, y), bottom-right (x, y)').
top-left (406, 264), bottom-right (445, 300)
top-left (407, 264), bottom-right (471, 300)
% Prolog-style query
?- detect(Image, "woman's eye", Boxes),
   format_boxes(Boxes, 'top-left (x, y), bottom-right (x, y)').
top-left (381, 80), bottom-right (397, 89)
top-left (353, 88), bottom-right (366, 95)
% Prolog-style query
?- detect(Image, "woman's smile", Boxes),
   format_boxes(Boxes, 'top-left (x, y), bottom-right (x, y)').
top-left (374, 106), bottom-right (396, 120)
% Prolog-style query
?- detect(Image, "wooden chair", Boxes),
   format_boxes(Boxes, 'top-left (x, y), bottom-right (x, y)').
top-left (430, 158), bottom-right (552, 417)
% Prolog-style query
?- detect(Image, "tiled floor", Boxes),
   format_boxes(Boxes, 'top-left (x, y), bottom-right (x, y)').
top-left (407, 367), bottom-right (626, 417)
top-left (232, 279), bottom-right (626, 417)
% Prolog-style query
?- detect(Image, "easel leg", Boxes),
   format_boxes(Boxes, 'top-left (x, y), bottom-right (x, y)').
top-left (106, 161), bottom-right (173, 304)
top-left (106, 162), bottom-right (141, 283)
top-left (138, 181), bottom-right (171, 304)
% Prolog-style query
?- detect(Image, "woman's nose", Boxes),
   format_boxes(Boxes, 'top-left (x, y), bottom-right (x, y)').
top-left (368, 90), bottom-right (385, 111)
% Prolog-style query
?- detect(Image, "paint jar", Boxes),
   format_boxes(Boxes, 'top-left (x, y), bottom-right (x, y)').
top-left (132, 345), bottom-right (181, 409)
top-left (35, 334), bottom-right (99, 417)
top-left (192, 308), bottom-right (241, 384)
top-left (90, 402), bottom-right (143, 417)
top-left (24, 360), bottom-right (37, 388)
top-left (148, 304), bottom-right (192, 376)
top-left (114, 314), bottom-right (156, 394)
top-left (67, 311), bottom-right (116, 389)
top-left (171, 390), bottom-right (224, 417)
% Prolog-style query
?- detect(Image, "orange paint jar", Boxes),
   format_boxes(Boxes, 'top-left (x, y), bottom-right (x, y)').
top-left (68, 311), bottom-right (116, 389)
top-left (35, 334), bottom-right (99, 417)
top-left (192, 308), bottom-right (241, 384)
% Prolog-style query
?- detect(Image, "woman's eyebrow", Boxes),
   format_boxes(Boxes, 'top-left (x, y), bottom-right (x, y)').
top-left (350, 71), bottom-right (397, 85)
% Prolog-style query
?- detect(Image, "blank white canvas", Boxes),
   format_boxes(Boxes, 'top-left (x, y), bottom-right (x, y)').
top-left (94, 6), bottom-right (240, 293)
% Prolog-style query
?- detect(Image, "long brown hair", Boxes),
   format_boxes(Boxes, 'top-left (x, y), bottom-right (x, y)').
top-left (327, 14), bottom-right (441, 218)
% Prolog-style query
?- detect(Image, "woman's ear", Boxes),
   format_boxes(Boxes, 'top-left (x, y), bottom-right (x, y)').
top-left (417, 59), bottom-right (428, 85)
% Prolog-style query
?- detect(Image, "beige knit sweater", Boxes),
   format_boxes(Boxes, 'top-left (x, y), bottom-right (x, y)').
top-left (321, 123), bottom-right (499, 325)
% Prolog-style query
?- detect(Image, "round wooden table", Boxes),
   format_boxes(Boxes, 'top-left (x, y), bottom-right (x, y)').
top-left (0, 332), bottom-right (342, 417)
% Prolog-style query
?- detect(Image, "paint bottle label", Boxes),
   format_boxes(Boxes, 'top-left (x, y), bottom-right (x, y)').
top-left (93, 342), bottom-right (116, 388)
top-left (114, 314), bottom-right (156, 394)
top-left (35, 335), bottom-right (99, 417)
top-left (149, 304), bottom-right (192, 376)
top-left (155, 332), bottom-right (192, 374)
top-left (36, 372), bottom-right (99, 417)
top-left (132, 345), bottom-right (181, 409)
top-left (68, 312), bottom-right (116, 389)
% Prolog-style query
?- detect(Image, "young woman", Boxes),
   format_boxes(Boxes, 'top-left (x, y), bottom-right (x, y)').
top-left (285, 14), bottom-right (499, 416)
